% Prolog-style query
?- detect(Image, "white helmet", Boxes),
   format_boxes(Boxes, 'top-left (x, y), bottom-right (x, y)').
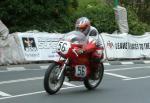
top-left (75, 17), bottom-right (91, 36)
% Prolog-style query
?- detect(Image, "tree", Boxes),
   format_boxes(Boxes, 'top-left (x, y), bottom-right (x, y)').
top-left (0, 0), bottom-right (79, 32)
top-left (121, 0), bottom-right (150, 24)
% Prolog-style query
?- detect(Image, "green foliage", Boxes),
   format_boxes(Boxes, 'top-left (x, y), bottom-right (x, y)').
top-left (104, 0), bottom-right (150, 35)
top-left (0, 0), bottom-right (149, 35)
top-left (127, 8), bottom-right (150, 35)
top-left (73, 4), bottom-right (117, 33)
top-left (121, 0), bottom-right (150, 25)
top-left (0, 0), bottom-right (78, 33)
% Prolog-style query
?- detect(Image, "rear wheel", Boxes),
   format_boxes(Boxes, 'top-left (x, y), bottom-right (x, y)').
top-left (44, 63), bottom-right (65, 95)
top-left (84, 63), bottom-right (104, 90)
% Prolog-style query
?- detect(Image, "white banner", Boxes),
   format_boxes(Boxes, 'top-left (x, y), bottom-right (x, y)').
top-left (101, 33), bottom-right (150, 59)
top-left (17, 32), bottom-right (63, 61)
top-left (16, 32), bottom-right (150, 61)
top-left (1, 31), bottom-right (150, 65)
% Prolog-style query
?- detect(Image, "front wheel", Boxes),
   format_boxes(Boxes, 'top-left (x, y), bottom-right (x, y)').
top-left (84, 63), bottom-right (104, 90)
top-left (44, 62), bottom-right (65, 95)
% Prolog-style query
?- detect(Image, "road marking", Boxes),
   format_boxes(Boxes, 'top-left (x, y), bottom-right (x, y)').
top-left (0, 85), bottom-right (84, 100)
top-left (105, 66), bottom-right (150, 72)
top-left (121, 62), bottom-right (134, 65)
top-left (123, 75), bottom-right (150, 81)
top-left (63, 82), bottom-right (76, 87)
top-left (7, 67), bottom-right (26, 71)
top-left (0, 76), bottom-right (76, 87)
top-left (143, 61), bottom-right (150, 64)
top-left (0, 77), bottom-right (43, 85)
top-left (0, 91), bottom-right (11, 97)
top-left (104, 72), bottom-right (132, 79)
top-left (40, 66), bottom-right (49, 69)
top-left (103, 63), bottom-right (110, 65)
top-left (0, 68), bottom-right (45, 73)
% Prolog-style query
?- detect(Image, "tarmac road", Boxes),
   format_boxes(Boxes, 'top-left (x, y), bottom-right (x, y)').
top-left (0, 63), bottom-right (150, 103)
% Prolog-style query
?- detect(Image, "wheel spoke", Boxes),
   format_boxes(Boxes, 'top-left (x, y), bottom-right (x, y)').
top-left (44, 63), bottom-right (65, 94)
top-left (84, 63), bottom-right (104, 90)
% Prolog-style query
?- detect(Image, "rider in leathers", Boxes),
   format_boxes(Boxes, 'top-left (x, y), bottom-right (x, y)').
top-left (75, 17), bottom-right (103, 54)
top-left (75, 17), bottom-right (103, 79)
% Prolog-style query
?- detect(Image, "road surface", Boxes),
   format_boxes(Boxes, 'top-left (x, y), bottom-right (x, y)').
top-left (0, 63), bottom-right (150, 103)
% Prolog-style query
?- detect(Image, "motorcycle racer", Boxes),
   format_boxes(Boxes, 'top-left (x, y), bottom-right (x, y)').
top-left (75, 17), bottom-right (103, 55)
top-left (75, 17), bottom-right (104, 79)
top-left (62, 17), bottom-right (104, 78)
top-left (75, 17), bottom-right (102, 49)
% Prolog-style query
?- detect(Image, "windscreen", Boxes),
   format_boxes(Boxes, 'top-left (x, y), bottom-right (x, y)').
top-left (63, 31), bottom-right (87, 45)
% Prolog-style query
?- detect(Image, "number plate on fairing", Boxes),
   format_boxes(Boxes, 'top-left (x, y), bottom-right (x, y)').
top-left (75, 65), bottom-right (87, 77)
top-left (57, 41), bottom-right (71, 54)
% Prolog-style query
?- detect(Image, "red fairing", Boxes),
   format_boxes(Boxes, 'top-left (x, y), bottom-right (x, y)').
top-left (84, 39), bottom-right (104, 59)
top-left (83, 40), bottom-right (97, 53)
top-left (56, 31), bottom-right (104, 80)
top-left (58, 43), bottom-right (91, 79)
top-left (91, 47), bottom-right (104, 59)
top-left (69, 44), bottom-right (82, 58)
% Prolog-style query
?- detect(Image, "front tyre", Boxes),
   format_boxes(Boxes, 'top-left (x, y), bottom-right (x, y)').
top-left (44, 62), bottom-right (65, 95)
top-left (84, 63), bottom-right (104, 90)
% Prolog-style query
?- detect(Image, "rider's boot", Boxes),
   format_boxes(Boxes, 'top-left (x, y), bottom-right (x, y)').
top-left (90, 63), bottom-right (99, 80)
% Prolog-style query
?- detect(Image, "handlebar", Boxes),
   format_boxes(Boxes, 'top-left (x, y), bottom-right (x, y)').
top-left (72, 49), bottom-right (79, 57)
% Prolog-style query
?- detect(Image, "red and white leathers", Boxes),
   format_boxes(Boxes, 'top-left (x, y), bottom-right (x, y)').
top-left (83, 26), bottom-right (103, 59)
top-left (80, 26), bottom-right (103, 79)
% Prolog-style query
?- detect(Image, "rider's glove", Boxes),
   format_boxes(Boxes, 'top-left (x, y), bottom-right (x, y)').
top-left (76, 49), bottom-right (84, 54)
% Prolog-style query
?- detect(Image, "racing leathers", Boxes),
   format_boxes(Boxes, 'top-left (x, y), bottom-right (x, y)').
top-left (83, 26), bottom-right (103, 56)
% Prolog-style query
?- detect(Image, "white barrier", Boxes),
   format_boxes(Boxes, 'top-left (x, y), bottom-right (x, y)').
top-left (0, 31), bottom-right (150, 65)
top-left (101, 33), bottom-right (150, 59)
top-left (0, 34), bottom-right (25, 65)
top-left (15, 32), bottom-right (63, 61)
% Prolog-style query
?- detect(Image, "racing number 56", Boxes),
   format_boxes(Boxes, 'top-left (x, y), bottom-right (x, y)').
top-left (58, 41), bottom-right (67, 52)
top-left (75, 65), bottom-right (86, 77)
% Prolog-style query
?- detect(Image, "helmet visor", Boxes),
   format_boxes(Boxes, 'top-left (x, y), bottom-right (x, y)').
top-left (76, 27), bottom-right (85, 32)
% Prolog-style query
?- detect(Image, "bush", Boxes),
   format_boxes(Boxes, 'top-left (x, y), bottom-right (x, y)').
top-left (0, 0), bottom-right (149, 35)
top-left (127, 8), bottom-right (150, 35)
top-left (61, 4), bottom-right (118, 33)
top-left (0, 0), bottom-right (78, 33)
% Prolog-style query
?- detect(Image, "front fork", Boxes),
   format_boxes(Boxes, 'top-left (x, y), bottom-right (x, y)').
top-left (57, 58), bottom-right (69, 80)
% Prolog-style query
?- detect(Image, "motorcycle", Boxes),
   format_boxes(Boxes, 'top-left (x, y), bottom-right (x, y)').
top-left (44, 31), bottom-right (104, 95)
